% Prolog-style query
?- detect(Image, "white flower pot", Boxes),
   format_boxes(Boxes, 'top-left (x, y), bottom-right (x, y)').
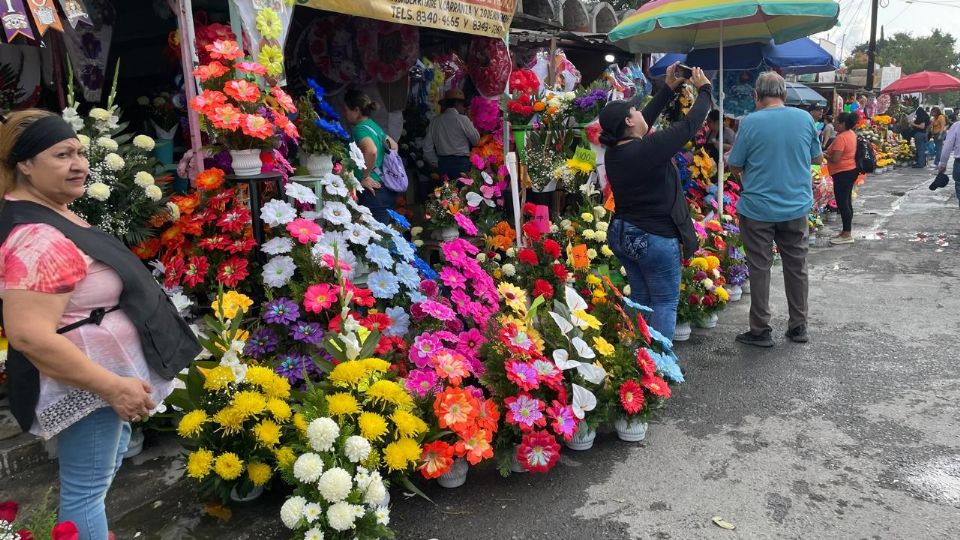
top-left (229, 149), bottom-right (262, 177)
top-left (565, 423), bottom-right (597, 451)
top-left (614, 417), bottom-right (648, 442)
top-left (440, 227), bottom-right (459, 242)
top-left (727, 284), bottom-right (743, 302)
top-left (303, 153), bottom-right (334, 177)
top-left (674, 321), bottom-right (692, 341)
top-left (808, 234), bottom-right (817, 246)
top-left (122, 427), bottom-right (144, 459)
top-left (695, 313), bottom-right (719, 329)
top-left (437, 458), bottom-right (469, 488)
top-left (229, 485), bottom-right (264, 503)
top-left (511, 447), bottom-right (527, 473)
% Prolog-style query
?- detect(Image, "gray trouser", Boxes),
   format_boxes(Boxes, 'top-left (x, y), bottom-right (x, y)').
top-left (740, 215), bottom-right (809, 334)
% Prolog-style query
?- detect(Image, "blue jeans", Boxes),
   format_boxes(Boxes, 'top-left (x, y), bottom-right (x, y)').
top-left (954, 159), bottom-right (960, 204)
top-left (437, 155), bottom-right (472, 181)
top-left (608, 219), bottom-right (681, 341)
top-left (914, 132), bottom-right (927, 166)
top-left (57, 407), bottom-right (130, 540)
top-left (358, 185), bottom-right (397, 225)
top-left (934, 136), bottom-right (944, 166)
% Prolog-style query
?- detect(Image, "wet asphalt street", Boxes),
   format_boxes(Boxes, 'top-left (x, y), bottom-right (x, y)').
top-left (389, 164), bottom-right (960, 540)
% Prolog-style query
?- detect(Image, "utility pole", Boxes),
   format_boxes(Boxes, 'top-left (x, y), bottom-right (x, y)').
top-left (865, 0), bottom-right (880, 90)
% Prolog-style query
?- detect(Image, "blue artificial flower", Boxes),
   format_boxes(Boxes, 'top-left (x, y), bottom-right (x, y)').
top-left (395, 263), bottom-right (420, 290)
top-left (413, 256), bottom-right (438, 280)
top-left (621, 295), bottom-right (653, 313)
top-left (407, 290), bottom-right (427, 304)
top-left (385, 306), bottom-right (411, 337)
top-left (648, 349), bottom-right (684, 384)
top-left (646, 325), bottom-right (674, 351)
top-left (392, 237), bottom-right (415, 262)
top-left (365, 243), bottom-right (395, 269)
top-left (387, 209), bottom-right (411, 230)
top-left (367, 270), bottom-right (401, 299)
top-left (306, 78), bottom-right (326, 99)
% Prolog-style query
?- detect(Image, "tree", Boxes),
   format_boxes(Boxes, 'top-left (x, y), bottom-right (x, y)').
top-left (845, 29), bottom-right (960, 75)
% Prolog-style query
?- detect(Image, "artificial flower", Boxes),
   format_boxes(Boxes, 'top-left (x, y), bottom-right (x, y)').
top-left (318, 467), bottom-right (353, 503)
top-left (419, 440), bottom-right (455, 479)
top-left (504, 394), bottom-right (545, 431)
top-left (286, 218), bottom-right (322, 244)
top-left (383, 438), bottom-right (421, 472)
top-left (641, 373), bottom-right (672, 398)
top-left (213, 452), bottom-right (244, 480)
top-left (307, 417), bottom-right (340, 452)
top-left (619, 379), bottom-right (645, 415)
top-left (498, 282), bottom-right (527, 313)
top-left (293, 452), bottom-right (324, 483)
top-left (186, 448), bottom-right (214, 479)
top-left (358, 412), bottom-right (389, 441)
top-left (517, 430), bottom-right (560, 473)
top-left (326, 501), bottom-right (361, 532)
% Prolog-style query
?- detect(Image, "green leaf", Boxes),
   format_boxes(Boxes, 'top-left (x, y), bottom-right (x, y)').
top-left (399, 476), bottom-right (434, 504)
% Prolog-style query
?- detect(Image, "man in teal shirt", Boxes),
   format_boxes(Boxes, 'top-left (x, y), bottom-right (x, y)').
top-left (727, 71), bottom-right (823, 348)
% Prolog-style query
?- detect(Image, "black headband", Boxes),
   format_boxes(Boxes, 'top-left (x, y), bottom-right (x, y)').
top-left (8, 116), bottom-right (79, 165)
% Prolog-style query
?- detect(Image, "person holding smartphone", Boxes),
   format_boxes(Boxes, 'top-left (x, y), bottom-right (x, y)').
top-left (600, 63), bottom-right (713, 342)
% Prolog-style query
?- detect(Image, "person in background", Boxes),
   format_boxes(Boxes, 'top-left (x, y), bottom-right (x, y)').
top-left (422, 89), bottom-right (480, 181)
top-left (343, 89), bottom-right (397, 224)
top-left (820, 113), bottom-right (836, 150)
top-left (824, 113), bottom-right (860, 245)
top-left (600, 63), bottom-right (713, 342)
top-left (937, 113), bottom-right (960, 208)
top-left (727, 72), bottom-right (822, 347)
top-left (808, 104), bottom-right (825, 136)
top-left (931, 107), bottom-right (947, 167)
top-left (911, 105), bottom-right (930, 168)
top-left (0, 110), bottom-right (198, 540)
top-left (705, 109), bottom-right (736, 164)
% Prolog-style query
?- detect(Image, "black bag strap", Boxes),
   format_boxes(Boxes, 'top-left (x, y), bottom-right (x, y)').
top-left (56, 305), bottom-right (121, 335)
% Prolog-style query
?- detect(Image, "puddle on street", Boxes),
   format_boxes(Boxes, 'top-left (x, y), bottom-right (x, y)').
top-left (903, 456), bottom-right (960, 507)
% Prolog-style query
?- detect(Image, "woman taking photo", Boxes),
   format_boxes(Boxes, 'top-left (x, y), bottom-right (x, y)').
top-left (601, 64), bottom-right (713, 341)
top-left (0, 110), bottom-right (199, 540)
top-left (343, 90), bottom-right (397, 224)
top-left (825, 112), bottom-right (859, 245)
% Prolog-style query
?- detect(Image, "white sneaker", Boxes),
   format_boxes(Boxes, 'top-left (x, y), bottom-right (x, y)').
top-left (830, 236), bottom-right (854, 245)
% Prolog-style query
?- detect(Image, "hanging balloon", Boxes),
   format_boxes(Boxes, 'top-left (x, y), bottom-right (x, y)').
top-left (356, 20), bottom-right (419, 84)
top-left (467, 37), bottom-right (512, 98)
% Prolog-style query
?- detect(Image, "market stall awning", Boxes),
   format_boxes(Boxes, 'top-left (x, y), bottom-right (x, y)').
top-left (648, 38), bottom-right (838, 77)
top-left (880, 71), bottom-right (960, 95)
top-left (301, 0), bottom-right (517, 39)
top-left (785, 80), bottom-right (827, 106)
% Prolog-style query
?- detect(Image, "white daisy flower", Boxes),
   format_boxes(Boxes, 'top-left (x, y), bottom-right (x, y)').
top-left (261, 237), bottom-right (294, 255)
top-left (262, 256), bottom-right (296, 288)
top-left (285, 182), bottom-right (319, 205)
top-left (320, 201), bottom-right (351, 226)
top-left (348, 142), bottom-right (366, 170)
top-left (261, 199), bottom-right (298, 227)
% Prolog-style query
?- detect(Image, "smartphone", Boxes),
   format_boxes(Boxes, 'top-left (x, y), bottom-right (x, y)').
top-left (675, 63), bottom-right (693, 79)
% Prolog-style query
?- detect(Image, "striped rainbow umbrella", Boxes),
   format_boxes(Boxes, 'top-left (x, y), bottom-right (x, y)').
top-left (609, 0), bottom-right (838, 219)
top-left (609, 0), bottom-right (840, 53)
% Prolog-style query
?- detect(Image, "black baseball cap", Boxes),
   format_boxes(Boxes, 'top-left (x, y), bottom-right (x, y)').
top-left (599, 96), bottom-right (643, 141)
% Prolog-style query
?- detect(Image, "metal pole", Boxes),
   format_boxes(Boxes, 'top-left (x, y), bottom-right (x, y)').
top-left (717, 22), bottom-right (724, 221)
top-left (172, 0), bottom-right (204, 180)
top-left (866, 0), bottom-right (880, 91)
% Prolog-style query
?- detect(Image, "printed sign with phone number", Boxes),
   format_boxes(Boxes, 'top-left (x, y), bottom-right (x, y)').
top-left (300, 0), bottom-right (516, 39)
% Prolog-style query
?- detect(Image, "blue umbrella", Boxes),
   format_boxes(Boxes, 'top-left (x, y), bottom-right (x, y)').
top-left (785, 81), bottom-right (827, 107)
top-left (649, 38), bottom-right (838, 77)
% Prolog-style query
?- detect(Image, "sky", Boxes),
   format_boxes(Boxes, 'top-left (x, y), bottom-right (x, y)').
top-left (813, 0), bottom-right (960, 60)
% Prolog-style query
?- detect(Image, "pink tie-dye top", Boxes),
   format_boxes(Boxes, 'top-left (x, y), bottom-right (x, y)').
top-left (0, 222), bottom-right (174, 439)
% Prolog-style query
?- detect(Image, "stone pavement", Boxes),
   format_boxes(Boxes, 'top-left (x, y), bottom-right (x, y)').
top-left (2, 163), bottom-right (958, 540)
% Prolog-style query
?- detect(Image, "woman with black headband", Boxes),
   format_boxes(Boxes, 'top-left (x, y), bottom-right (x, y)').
top-left (600, 63), bottom-right (713, 342)
top-left (0, 110), bottom-right (199, 540)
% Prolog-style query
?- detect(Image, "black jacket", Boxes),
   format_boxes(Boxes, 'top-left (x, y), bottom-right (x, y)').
top-left (606, 84), bottom-right (713, 259)
top-left (0, 200), bottom-right (200, 431)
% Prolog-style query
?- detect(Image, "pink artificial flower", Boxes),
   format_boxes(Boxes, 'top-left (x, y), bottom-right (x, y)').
top-left (505, 360), bottom-right (540, 391)
top-left (303, 283), bottom-right (338, 313)
top-left (453, 212), bottom-right (478, 236)
top-left (405, 368), bottom-right (440, 398)
top-left (410, 334), bottom-right (443, 368)
top-left (420, 300), bottom-right (456, 322)
top-left (319, 253), bottom-right (352, 273)
top-left (286, 218), bottom-right (321, 244)
top-left (470, 153), bottom-right (486, 170)
top-left (547, 401), bottom-right (578, 441)
top-left (420, 279), bottom-right (439, 298)
top-left (504, 394), bottom-right (546, 431)
top-left (439, 267), bottom-right (468, 290)
top-left (432, 349), bottom-right (470, 385)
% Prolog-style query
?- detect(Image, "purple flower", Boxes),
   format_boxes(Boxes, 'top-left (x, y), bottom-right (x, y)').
top-left (405, 368), bottom-right (440, 398)
top-left (291, 321), bottom-right (324, 345)
top-left (263, 298), bottom-right (300, 325)
top-left (694, 270), bottom-right (708, 281)
top-left (244, 327), bottom-right (278, 358)
top-left (464, 385), bottom-right (485, 402)
top-left (275, 352), bottom-right (318, 384)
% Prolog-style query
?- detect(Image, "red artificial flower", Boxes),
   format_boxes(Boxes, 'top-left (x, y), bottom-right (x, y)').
top-left (209, 103), bottom-right (243, 131)
top-left (433, 386), bottom-right (478, 432)
top-left (239, 113), bottom-right (275, 140)
top-left (541, 239), bottom-right (561, 259)
top-left (216, 257), bottom-right (249, 288)
top-left (532, 279), bottom-right (554, 300)
top-left (216, 206), bottom-right (251, 233)
top-left (505, 360), bottom-right (540, 391)
top-left (518, 248), bottom-right (538, 265)
top-left (713, 236), bottom-right (727, 251)
top-left (182, 256), bottom-right (210, 288)
top-left (194, 167), bottom-right (226, 192)
top-left (474, 398), bottom-right (500, 433)
top-left (224, 237), bottom-right (258, 255)
top-left (641, 373), bottom-right (672, 399)
top-left (419, 440), bottom-right (455, 479)
top-left (192, 61), bottom-right (229, 82)
top-left (521, 222), bottom-right (543, 242)
top-left (522, 202), bottom-right (538, 216)
top-left (703, 295), bottom-right (716, 307)
top-left (205, 39), bottom-right (244, 61)
top-left (164, 257), bottom-right (185, 287)
top-left (619, 380), bottom-right (645, 415)
top-left (17, 530), bottom-right (33, 540)
top-left (235, 61), bottom-right (267, 76)
top-left (224, 79), bottom-right (261, 103)
top-left (271, 86), bottom-right (297, 113)
top-left (688, 294), bottom-right (701, 305)
top-left (197, 235), bottom-right (228, 251)
top-left (635, 348), bottom-right (656, 376)
top-left (131, 237), bottom-right (162, 260)
top-left (0, 500), bottom-right (18, 522)
top-left (636, 313), bottom-right (652, 343)
top-left (347, 284), bottom-right (375, 308)
top-left (51, 520), bottom-right (80, 540)
top-left (516, 430), bottom-right (561, 474)
top-left (455, 427), bottom-right (495, 465)
top-left (362, 312), bottom-right (392, 333)
top-left (552, 263), bottom-right (569, 281)
top-left (190, 90), bottom-right (228, 114)
top-left (304, 283), bottom-right (338, 313)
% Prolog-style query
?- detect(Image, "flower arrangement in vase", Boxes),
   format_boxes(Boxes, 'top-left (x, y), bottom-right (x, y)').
top-left (424, 180), bottom-right (475, 237)
top-left (680, 255), bottom-right (729, 327)
top-left (168, 289), bottom-right (297, 503)
top-left (296, 79), bottom-right (350, 174)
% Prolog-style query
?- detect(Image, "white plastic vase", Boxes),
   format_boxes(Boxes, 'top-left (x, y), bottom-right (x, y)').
top-left (303, 153), bottom-right (334, 177)
top-left (437, 458), bottom-right (469, 488)
top-left (727, 284), bottom-right (743, 302)
top-left (695, 313), bottom-right (719, 329)
top-left (674, 322), bottom-right (692, 341)
top-left (230, 149), bottom-right (262, 177)
top-left (229, 485), bottom-right (264, 502)
top-left (614, 417), bottom-right (648, 442)
top-left (566, 423), bottom-right (597, 451)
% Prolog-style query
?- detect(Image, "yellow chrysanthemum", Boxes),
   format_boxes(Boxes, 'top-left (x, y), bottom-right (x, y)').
top-left (213, 406), bottom-right (246, 435)
top-left (214, 452), bottom-right (244, 481)
top-left (497, 282), bottom-right (528, 313)
top-left (274, 446), bottom-right (296, 469)
top-left (705, 255), bottom-right (721, 271)
top-left (689, 257), bottom-right (709, 270)
top-left (247, 461), bottom-right (273, 487)
top-left (586, 274), bottom-right (602, 286)
top-left (601, 245), bottom-right (614, 257)
top-left (186, 448), bottom-right (214, 480)
top-left (592, 288), bottom-right (607, 304)
top-left (358, 412), bottom-right (389, 442)
top-left (253, 419), bottom-right (282, 447)
top-left (210, 291), bottom-right (253, 320)
top-left (255, 7), bottom-right (281, 40)
top-left (326, 392), bottom-right (361, 417)
top-left (383, 438), bottom-right (421, 472)
top-left (203, 365), bottom-right (235, 392)
top-left (716, 286), bottom-right (730, 302)
top-left (258, 44), bottom-right (283, 77)
top-left (573, 309), bottom-right (602, 331)
top-left (177, 410), bottom-right (208, 438)
top-left (293, 413), bottom-right (308, 435)
top-left (593, 336), bottom-right (615, 357)
top-left (244, 366), bottom-right (276, 388)
top-left (265, 398), bottom-right (292, 421)
top-left (329, 361), bottom-right (368, 388)
top-left (260, 375), bottom-right (291, 400)
top-left (392, 410), bottom-right (428, 438)
top-left (580, 212), bottom-right (594, 223)
top-left (361, 358), bottom-right (391, 374)
top-left (365, 380), bottom-right (413, 409)
top-left (232, 390), bottom-right (267, 419)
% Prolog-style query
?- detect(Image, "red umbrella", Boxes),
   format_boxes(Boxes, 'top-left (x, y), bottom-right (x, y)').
top-left (880, 71), bottom-right (960, 94)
